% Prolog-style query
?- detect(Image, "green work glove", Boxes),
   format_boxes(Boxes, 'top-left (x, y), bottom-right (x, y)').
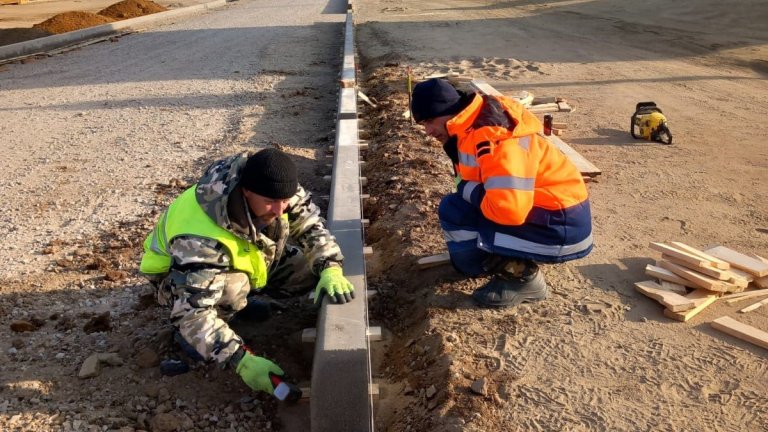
top-left (314, 267), bottom-right (355, 304)
top-left (235, 352), bottom-right (284, 395)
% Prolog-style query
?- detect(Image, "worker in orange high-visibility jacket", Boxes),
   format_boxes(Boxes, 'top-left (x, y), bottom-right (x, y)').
top-left (411, 78), bottom-right (593, 308)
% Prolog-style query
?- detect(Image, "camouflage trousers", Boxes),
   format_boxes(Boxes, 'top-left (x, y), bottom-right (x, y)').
top-left (150, 245), bottom-right (317, 364)
top-left (154, 244), bottom-right (318, 320)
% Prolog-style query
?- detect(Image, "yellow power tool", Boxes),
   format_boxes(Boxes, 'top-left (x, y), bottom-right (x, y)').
top-left (631, 102), bottom-right (672, 145)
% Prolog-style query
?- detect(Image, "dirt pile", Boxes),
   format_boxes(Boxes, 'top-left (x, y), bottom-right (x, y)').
top-left (30, 0), bottom-right (167, 36)
top-left (98, 0), bottom-right (168, 20)
top-left (32, 11), bottom-right (115, 35)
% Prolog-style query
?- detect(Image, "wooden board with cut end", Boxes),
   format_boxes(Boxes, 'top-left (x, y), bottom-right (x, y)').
top-left (711, 316), bottom-right (768, 350)
top-left (645, 264), bottom-right (693, 287)
top-left (650, 242), bottom-right (726, 271)
top-left (634, 281), bottom-right (695, 312)
top-left (723, 289), bottom-right (768, 305)
top-left (747, 254), bottom-right (768, 288)
top-left (660, 254), bottom-right (731, 280)
top-left (663, 290), bottom-right (718, 322)
top-left (417, 253), bottom-right (450, 270)
top-left (541, 133), bottom-right (601, 177)
top-left (704, 246), bottom-right (768, 277)
top-left (658, 260), bottom-right (740, 293)
top-left (670, 242), bottom-right (730, 269)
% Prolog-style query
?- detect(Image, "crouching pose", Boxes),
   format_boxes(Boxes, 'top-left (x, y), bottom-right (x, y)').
top-left (411, 79), bottom-right (593, 307)
top-left (139, 148), bottom-right (354, 395)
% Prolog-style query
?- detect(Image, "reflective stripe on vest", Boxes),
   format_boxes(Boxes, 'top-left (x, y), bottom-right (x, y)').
top-left (139, 186), bottom-right (269, 289)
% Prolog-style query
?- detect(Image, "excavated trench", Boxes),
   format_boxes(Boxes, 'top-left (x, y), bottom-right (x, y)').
top-left (360, 65), bottom-right (500, 432)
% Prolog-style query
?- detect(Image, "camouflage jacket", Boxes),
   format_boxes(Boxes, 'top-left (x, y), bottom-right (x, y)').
top-left (155, 152), bottom-right (343, 365)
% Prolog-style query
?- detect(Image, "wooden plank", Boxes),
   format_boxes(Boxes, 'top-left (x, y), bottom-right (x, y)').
top-left (417, 253), bottom-right (450, 270)
top-left (528, 103), bottom-right (560, 113)
top-left (711, 316), bottom-right (768, 350)
top-left (660, 280), bottom-right (687, 295)
top-left (468, 79), bottom-right (600, 177)
top-left (663, 290), bottom-right (718, 322)
top-left (634, 281), bottom-right (695, 312)
top-left (469, 79), bottom-right (503, 97)
top-left (645, 264), bottom-right (693, 287)
top-left (649, 242), bottom-right (721, 270)
top-left (657, 260), bottom-right (739, 293)
top-left (557, 101), bottom-right (574, 112)
top-left (747, 254), bottom-right (768, 288)
top-left (740, 297), bottom-right (768, 313)
top-left (722, 288), bottom-right (768, 301)
top-left (540, 133), bottom-right (601, 177)
top-left (725, 269), bottom-right (751, 289)
top-left (670, 242), bottom-right (730, 269)
top-left (660, 255), bottom-right (731, 280)
top-left (704, 246), bottom-right (768, 277)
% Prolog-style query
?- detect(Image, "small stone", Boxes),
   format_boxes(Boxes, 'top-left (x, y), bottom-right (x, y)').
top-left (157, 387), bottom-right (170, 403)
top-left (10, 320), bottom-right (37, 332)
top-left (55, 353), bottom-right (65, 360)
top-left (79, 354), bottom-right (101, 379)
top-left (584, 303), bottom-right (607, 314)
top-left (425, 385), bottom-right (437, 399)
top-left (135, 347), bottom-right (160, 369)
top-left (97, 352), bottom-right (124, 366)
top-left (470, 378), bottom-right (486, 396)
top-left (150, 412), bottom-right (181, 432)
top-left (143, 384), bottom-right (159, 398)
top-left (83, 312), bottom-right (111, 334)
top-left (104, 270), bottom-right (128, 282)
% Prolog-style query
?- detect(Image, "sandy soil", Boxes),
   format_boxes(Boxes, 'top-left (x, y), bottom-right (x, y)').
top-left (0, 0), bottom-right (211, 46)
top-left (0, 0), bottom-right (345, 430)
top-left (0, 0), bottom-right (210, 28)
top-left (1, 0), bottom-right (767, 431)
top-left (353, 0), bottom-right (768, 431)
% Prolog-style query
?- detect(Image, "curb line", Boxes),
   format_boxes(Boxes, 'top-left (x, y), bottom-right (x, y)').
top-left (0, 0), bottom-right (230, 61)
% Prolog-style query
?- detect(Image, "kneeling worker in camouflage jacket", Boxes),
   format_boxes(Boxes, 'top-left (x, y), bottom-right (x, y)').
top-left (139, 148), bottom-right (353, 397)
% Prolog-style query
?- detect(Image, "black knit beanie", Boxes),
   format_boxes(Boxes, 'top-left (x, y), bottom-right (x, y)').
top-left (239, 148), bottom-right (298, 199)
top-left (411, 78), bottom-right (464, 123)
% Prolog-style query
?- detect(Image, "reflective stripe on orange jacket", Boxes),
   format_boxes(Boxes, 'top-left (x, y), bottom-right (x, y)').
top-left (446, 94), bottom-right (588, 226)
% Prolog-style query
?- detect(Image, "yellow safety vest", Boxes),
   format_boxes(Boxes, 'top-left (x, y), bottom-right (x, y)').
top-left (139, 186), bottom-right (269, 289)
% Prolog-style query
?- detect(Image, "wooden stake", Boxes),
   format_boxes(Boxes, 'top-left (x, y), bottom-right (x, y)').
top-left (417, 253), bottom-right (450, 269)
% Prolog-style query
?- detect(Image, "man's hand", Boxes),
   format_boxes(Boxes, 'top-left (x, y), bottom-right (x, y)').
top-left (235, 352), bottom-right (284, 395)
top-left (314, 267), bottom-right (355, 304)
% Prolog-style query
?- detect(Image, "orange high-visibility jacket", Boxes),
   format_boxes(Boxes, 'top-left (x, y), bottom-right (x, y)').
top-left (446, 94), bottom-right (588, 226)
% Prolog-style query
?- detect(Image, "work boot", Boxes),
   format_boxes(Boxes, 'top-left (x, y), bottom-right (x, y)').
top-left (472, 260), bottom-right (547, 308)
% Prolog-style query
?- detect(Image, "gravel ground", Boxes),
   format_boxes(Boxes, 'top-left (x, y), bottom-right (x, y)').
top-left (1, 0), bottom-right (346, 430)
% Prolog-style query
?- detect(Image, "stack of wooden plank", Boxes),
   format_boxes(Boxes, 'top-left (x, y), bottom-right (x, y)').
top-left (636, 242), bottom-right (768, 322)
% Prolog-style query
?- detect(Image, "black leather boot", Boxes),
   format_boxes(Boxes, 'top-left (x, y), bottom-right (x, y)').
top-left (472, 259), bottom-right (547, 308)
